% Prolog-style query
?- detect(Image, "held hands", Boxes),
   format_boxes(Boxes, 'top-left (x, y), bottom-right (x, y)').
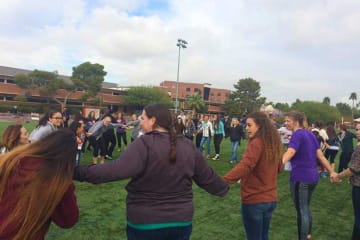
top-left (329, 172), bottom-right (342, 184)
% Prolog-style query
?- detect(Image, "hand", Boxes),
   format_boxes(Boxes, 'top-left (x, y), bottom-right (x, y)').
top-left (330, 172), bottom-right (341, 184)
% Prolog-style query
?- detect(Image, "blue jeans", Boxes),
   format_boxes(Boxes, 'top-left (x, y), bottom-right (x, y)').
top-left (75, 150), bottom-right (82, 166)
top-left (352, 186), bottom-right (360, 239)
top-left (199, 136), bottom-right (211, 155)
top-left (231, 141), bottom-right (239, 162)
top-left (126, 224), bottom-right (192, 240)
top-left (290, 182), bottom-right (317, 240)
top-left (241, 202), bottom-right (277, 240)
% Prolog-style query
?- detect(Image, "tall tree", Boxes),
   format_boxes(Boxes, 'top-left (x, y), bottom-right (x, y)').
top-left (292, 101), bottom-right (341, 124)
top-left (185, 94), bottom-right (206, 116)
top-left (336, 102), bottom-right (353, 121)
top-left (121, 86), bottom-right (172, 109)
top-left (322, 97), bottom-right (331, 105)
top-left (71, 62), bottom-right (107, 102)
top-left (223, 78), bottom-right (266, 115)
top-left (349, 92), bottom-right (357, 119)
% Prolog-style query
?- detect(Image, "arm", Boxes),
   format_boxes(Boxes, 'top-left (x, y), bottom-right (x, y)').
top-left (51, 183), bottom-right (79, 228)
top-left (224, 138), bottom-right (263, 184)
top-left (282, 147), bottom-right (296, 164)
top-left (316, 149), bottom-right (335, 174)
top-left (74, 140), bottom-right (147, 183)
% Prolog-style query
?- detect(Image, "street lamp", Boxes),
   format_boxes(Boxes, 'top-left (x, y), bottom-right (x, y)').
top-left (175, 38), bottom-right (188, 113)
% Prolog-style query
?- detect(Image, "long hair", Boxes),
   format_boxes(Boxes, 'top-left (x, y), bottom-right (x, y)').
top-left (247, 111), bottom-right (282, 162)
top-left (0, 124), bottom-right (22, 151)
top-left (37, 110), bottom-right (61, 127)
top-left (284, 111), bottom-right (309, 129)
top-left (0, 128), bottom-right (77, 240)
top-left (143, 104), bottom-right (177, 163)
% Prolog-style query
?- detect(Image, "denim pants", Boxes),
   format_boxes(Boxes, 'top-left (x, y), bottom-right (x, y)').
top-left (290, 181), bottom-right (317, 240)
top-left (200, 136), bottom-right (211, 155)
top-left (352, 186), bottom-right (360, 239)
top-left (241, 202), bottom-right (277, 240)
top-left (126, 224), bottom-right (192, 240)
top-left (231, 141), bottom-right (239, 162)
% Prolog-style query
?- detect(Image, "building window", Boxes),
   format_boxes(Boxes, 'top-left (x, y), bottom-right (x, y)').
top-left (217, 93), bottom-right (221, 96)
top-left (194, 88), bottom-right (199, 92)
top-left (113, 92), bottom-right (121, 96)
top-left (186, 87), bottom-right (191, 92)
top-left (211, 93), bottom-right (214, 96)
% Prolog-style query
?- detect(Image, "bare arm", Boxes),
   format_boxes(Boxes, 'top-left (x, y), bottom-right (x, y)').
top-left (316, 149), bottom-right (335, 174)
top-left (282, 148), bottom-right (296, 164)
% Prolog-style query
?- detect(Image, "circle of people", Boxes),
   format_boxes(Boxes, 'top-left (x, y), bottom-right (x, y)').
top-left (0, 105), bottom-right (359, 240)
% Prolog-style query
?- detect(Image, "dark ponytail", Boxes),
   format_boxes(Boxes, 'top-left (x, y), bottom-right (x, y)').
top-left (143, 104), bottom-right (177, 163)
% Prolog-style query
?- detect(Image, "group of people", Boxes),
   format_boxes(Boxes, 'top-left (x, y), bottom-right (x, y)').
top-left (0, 105), bottom-right (359, 240)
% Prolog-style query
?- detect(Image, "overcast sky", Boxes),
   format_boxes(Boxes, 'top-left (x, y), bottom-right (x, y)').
top-left (1, 0), bottom-right (359, 105)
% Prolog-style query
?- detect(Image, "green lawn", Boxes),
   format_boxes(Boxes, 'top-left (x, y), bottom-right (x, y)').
top-left (0, 121), bottom-right (354, 239)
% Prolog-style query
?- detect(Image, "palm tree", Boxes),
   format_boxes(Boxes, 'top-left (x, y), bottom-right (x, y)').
top-left (322, 97), bottom-right (330, 105)
top-left (185, 94), bottom-right (205, 116)
top-left (349, 92), bottom-right (357, 119)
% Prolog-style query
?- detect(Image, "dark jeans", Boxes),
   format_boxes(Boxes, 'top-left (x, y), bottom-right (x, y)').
top-left (126, 224), bottom-right (192, 240)
top-left (290, 181), bottom-right (317, 240)
top-left (324, 149), bottom-right (338, 164)
top-left (213, 134), bottom-right (223, 155)
top-left (89, 136), bottom-right (106, 157)
top-left (195, 133), bottom-right (203, 148)
top-left (339, 152), bottom-right (353, 172)
top-left (352, 186), bottom-right (360, 240)
top-left (116, 132), bottom-right (128, 148)
top-left (103, 133), bottom-right (116, 157)
top-left (241, 202), bottom-right (277, 240)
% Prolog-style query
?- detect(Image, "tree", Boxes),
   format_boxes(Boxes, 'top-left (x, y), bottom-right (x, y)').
top-left (223, 78), bottom-right (266, 116)
top-left (274, 102), bottom-right (291, 113)
top-left (349, 92), bottom-right (357, 119)
top-left (121, 86), bottom-right (172, 109)
top-left (71, 62), bottom-right (107, 102)
top-left (292, 101), bottom-right (341, 124)
top-left (185, 94), bottom-right (206, 116)
top-left (336, 102), bottom-right (353, 121)
top-left (322, 97), bottom-right (331, 105)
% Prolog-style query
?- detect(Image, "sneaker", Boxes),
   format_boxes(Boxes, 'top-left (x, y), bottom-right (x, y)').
top-left (105, 155), bottom-right (113, 160)
top-left (212, 154), bottom-right (220, 161)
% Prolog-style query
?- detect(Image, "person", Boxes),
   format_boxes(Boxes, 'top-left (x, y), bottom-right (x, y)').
top-left (227, 117), bottom-right (245, 164)
top-left (224, 111), bottom-right (283, 240)
top-left (282, 111), bottom-right (335, 240)
top-left (69, 120), bottom-right (86, 166)
top-left (74, 103), bottom-right (229, 240)
top-left (199, 114), bottom-right (213, 159)
top-left (0, 125), bottom-right (29, 154)
top-left (102, 111), bottom-right (117, 159)
top-left (127, 113), bottom-right (141, 142)
top-left (62, 107), bottom-right (70, 128)
top-left (331, 123), bottom-right (360, 239)
top-left (324, 125), bottom-right (339, 171)
top-left (184, 114), bottom-right (196, 141)
top-left (116, 112), bottom-right (128, 151)
top-left (174, 116), bottom-right (185, 135)
top-left (338, 124), bottom-right (357, 172)
top-left (29, 110), bottom-right (63, 142)
top-left (177, 109), bottom-right (186, 125)
top-left (195, 114), bottom-right (204, 148)
top-left (0, 129), bottom-right (79, 239)
top-left (212, 114), bottom-right (225, 160)
top-left (278, 124), bottom-right (292, 171)
top-left (84, 110), bottom-right (98, 151)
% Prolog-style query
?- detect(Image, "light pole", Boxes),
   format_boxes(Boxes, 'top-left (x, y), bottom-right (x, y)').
top-left (175, 38), bottom-right (188, 113)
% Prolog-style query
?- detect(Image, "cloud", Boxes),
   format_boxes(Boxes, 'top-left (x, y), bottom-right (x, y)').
top-left (0, 0), bottom-right (359, 105)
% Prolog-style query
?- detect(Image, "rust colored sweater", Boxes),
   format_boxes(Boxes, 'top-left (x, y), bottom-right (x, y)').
top-left (224, 137), bottom-right (279, 204)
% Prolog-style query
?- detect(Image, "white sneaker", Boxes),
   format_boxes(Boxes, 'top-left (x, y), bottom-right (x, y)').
top-left (212, 154), bottom-right (220, 160)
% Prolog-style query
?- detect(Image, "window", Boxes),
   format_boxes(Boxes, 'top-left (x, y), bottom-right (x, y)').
top-left (211, 93), bottom-right (214, 96)
top-left (113, 92), bottom-right (121, 96)
top-left (186, 87), bottom-right (191, 92)
top-left (194, 88), bottom-right (199, 92)
top-left (217, 93), bottom-right (221, 96)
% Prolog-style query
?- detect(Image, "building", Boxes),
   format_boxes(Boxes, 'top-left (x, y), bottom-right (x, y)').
top-left (160, 80), bottom-right (231, 113)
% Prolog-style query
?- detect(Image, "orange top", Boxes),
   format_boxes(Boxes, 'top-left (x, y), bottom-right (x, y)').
top-left (224, 137), bottom-right (279, 204)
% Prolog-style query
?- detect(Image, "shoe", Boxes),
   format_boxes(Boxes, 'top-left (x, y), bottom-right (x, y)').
top-left (212, 154), bottom-right (220, 161)
top-left (105, 155), bottom-right (113, 160)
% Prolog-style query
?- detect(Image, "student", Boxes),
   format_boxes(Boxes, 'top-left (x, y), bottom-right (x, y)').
top-left (227, 117), bottom-right (245, 164)
top-left (0, 124), bottom-right (29, 154)
top-left (74, 103), bottom-right (229, 240)
top-left (29, 110), bottom-right (63, 142)
top-left (224, 111), bottom-right (283, 240)
top-left (0, 129), bottom-right (79, 240)
top-left (282, 111), bottom-right (335, 240)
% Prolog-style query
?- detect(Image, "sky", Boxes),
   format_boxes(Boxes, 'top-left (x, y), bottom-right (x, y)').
top-left (1, 0), bottom-right (359, 105)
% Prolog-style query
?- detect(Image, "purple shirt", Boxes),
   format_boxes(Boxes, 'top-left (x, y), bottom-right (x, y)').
top-left (288, 129), bottom-right (320, 183)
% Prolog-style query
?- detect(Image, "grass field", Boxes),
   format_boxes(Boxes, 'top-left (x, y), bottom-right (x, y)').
top-left (0, 121), bottom-right (355, 240)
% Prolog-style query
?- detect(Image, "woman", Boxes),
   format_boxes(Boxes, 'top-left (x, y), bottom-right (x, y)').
top-left (224, 111), bottom-right (282, 240)
top-left (29, 110), bottom-right (63, 142)
top-left (212, 114), bottom-right (225, 160)
top-left (0, 129), bottom-right (79, 240)
top-left (184, 114), bottom-right (196, 141)
top-left (74, 104), bottom-right (229, 240)
top-left (333, 123), bottom-right (360, 239)
top-left (282, 111), bottom-right (335, 240)
top-left (116, 112), bottom-right (128, 151)
top-left (0, 124), bottom-right (29, 154)
top-left (324, 125), bottom-right (339, 171)
top-left (174, 116), bottom-right (185, 135)
top-left (195, 114), bottom-right (204, 148)
top-left (338, 124), bottom-right (357, 172)
top-left (228, 117), bottom-right (245, 164)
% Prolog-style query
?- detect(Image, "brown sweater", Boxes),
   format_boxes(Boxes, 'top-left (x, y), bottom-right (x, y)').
top-left (224, 137), bottom-right (279, 204)
top-left (74, 131), bottom-right (229, 224)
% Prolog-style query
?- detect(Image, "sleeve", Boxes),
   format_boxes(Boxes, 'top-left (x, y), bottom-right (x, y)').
top-left (193, 148), bottom-right (229, 196)
top-left (288, 131), bottom-right (301, 151)
top-left (74, 139), bottom-right (148, 183)
top-left (51, 183), bottom-right (79, 228)
top-left (223, 138), bottom-right (263, 184)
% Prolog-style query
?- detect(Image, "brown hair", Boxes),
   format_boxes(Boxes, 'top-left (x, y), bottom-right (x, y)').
top-left (247, 111), bottom-right (282, 162)
top-left (1, 124), bottom-right (23, 151)
top-left (143, 104), bottom-right (177, 163)
top-left (284, 111), bottom-right (308, 129)
top-left (0, 128), bottom-right (77, 240)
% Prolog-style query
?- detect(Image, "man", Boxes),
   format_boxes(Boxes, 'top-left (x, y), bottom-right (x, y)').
top-left (62, 107), bottom-right (70, 128)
